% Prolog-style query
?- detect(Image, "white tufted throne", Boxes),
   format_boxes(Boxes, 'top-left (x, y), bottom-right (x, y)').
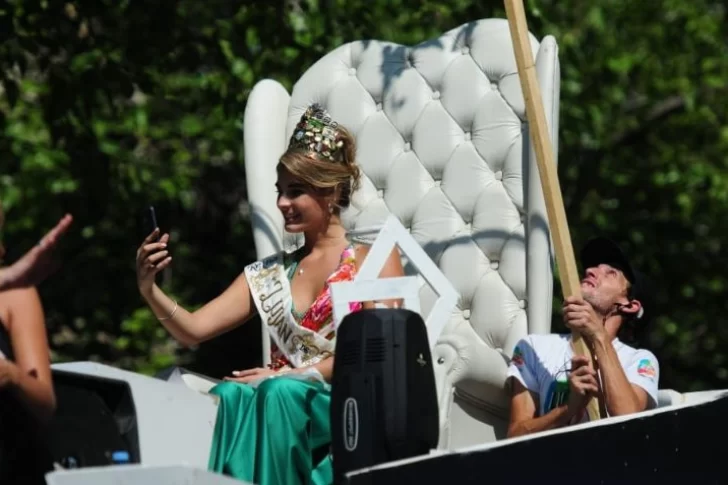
top-left (243, 19), bottom-right (560, 449)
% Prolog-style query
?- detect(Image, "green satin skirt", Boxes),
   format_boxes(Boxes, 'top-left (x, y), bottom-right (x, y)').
top-left (208, 377), bottom-right (333, 485)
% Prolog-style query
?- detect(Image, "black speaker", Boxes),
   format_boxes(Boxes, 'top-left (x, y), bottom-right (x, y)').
top-left (47, 369), bottom-right (140, 469)
top-left (0, 390), bottom-right (54, 484)
top-left (330, 308), bottom-right (439, 483)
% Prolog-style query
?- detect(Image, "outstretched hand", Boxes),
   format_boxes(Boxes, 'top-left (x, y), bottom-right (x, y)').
top-left (1, 213), bottom-right (73, 290)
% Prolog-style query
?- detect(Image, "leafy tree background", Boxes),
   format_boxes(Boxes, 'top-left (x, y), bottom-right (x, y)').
top-left (1, 0), bottom-right (726, 390)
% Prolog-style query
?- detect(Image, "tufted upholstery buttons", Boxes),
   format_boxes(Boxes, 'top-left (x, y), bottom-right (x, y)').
top-left (348, 68), bottom-right (357, 76)
top-left (464, 131), bottom-right (472, 141)
top-left (376, 102), bottom-right (383, 111)
top-left (490, 261), bottom-right (499, 270)
top-left (518, 300), bottom-right (527, 309)
top-left (403, 142), bottom-right (411, 152)
top-left (490, 82), bottom-right (499, 91)
top-left (463, 309), bottom-right (471, 319)
top-left (461, 47), bottom-right (470, 55)
top-left (494, 170), bottom-right (503, 181)
top-left (432, 90), bottom-right (441, 100)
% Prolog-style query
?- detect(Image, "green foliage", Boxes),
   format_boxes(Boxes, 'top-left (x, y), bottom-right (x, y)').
top-left (1, 0), bottom-right (727, 390)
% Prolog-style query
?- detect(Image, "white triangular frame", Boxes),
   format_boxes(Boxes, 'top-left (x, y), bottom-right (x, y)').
top-left (330, 275), bottom-right (421, 319)
top-left (330, 215), bottom-right (459, 349)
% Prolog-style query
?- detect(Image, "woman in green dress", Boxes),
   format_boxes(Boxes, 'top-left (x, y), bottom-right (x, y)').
top-left (135, 104), bottom-right (404, 484)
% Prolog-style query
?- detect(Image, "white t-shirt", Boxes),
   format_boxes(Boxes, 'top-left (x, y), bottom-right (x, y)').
top-left (506, 334), bottom-right (659, 420)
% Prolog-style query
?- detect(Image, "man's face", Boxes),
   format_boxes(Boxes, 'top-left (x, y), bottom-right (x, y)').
top-left (580, 263), bottom-right (630, 315)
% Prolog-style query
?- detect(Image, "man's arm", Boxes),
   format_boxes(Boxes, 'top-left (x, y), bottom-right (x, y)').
top-left (507, 379), bottom-right (574, 438)
top-left (592, 336), bottom-right (649, 416)
top-left (563, 296), bottom-right (652, 416)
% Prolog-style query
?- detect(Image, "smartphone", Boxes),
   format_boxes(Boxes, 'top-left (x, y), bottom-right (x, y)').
top-left (148, 206), bottom-right (158, 232)
top-left (146, 205), bottom-right (159, 240)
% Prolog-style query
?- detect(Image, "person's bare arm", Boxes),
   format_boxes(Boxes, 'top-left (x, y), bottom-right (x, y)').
top-left (592, 336), bottom-right (649, 415)
top-left (144, 273), bottom-right (257, 347)
top-left (2, 287), bottom-right (56, 423)
top-left (0, 214), bottom-right (73, 291)
top-left (305, 356), bottom-right (335, 382)
top-left (354, 244), bottom-right (405, 309)
top-left (508, 355), bottom-right (601, 437)
top-left (507, 379), bottom-right (574, 438)
top-left (563, 296), bottom-right (649, 416)
top-left (136, 228), bottom-right (257, 347)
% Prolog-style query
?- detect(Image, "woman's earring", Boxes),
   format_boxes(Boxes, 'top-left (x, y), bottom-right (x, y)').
top-left (328, 203), bottom-right (334, 214)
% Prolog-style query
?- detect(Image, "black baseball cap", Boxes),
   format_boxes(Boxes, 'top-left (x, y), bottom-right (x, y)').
top-left (580, 237), bottom-right (655, 324)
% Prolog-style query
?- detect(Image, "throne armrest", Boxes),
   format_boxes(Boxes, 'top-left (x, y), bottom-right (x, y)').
top-left (433, 319), bottom-right (510, 448)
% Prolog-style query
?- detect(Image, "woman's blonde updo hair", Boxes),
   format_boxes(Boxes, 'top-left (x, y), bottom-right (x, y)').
top-left (278, 104), bottom-right (361, 210)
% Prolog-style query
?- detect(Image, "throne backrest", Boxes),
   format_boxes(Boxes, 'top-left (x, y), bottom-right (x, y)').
top-left (243, 18), bottom-right (560, 447)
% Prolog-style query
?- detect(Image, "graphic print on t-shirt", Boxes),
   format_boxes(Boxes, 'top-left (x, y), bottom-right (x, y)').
top-left (544, 375), bottom-right (570, 413)
top-left (637, 358), bottom-right (656, 379)
top-left (512, 345), bottom-right (525, 367)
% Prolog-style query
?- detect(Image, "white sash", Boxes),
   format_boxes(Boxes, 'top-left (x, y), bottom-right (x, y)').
top-left (245, 253), bottom-right (336, 368)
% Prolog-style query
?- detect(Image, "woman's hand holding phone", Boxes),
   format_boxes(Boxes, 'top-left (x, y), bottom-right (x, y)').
top-left (135, 228), bottom-right (172, 297)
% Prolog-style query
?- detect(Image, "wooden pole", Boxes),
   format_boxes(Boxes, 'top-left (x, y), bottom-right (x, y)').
top-left (504, 0), bottom-right (602, 421)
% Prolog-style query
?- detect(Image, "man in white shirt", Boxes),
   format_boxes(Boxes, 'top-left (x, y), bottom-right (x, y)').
top-left (506, 237), bottom-right (659, 438)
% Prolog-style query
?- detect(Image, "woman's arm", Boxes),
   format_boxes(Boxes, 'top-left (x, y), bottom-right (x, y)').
top-left (0, 214), bottom-right (73, 291)
top-left (1, 287), bottom-right (56, 423)
top-left (142, 273), bottom-right (257, 347)
top-left (353, 244), bottom-right (405, 309)
top-left (136, 229), bottom-right (257, 347)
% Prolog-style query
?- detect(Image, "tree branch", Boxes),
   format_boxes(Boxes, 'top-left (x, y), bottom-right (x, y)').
top-left (609, 95), bottom-right (686, 147)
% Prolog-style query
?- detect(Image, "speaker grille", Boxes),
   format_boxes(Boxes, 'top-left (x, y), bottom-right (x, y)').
top-left (339, 340), bottom-right (361, 366)
top-left (365, 337), bottom-right (386, 362)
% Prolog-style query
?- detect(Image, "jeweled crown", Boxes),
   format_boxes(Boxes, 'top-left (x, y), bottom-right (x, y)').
top-left (288, 104), bottom-right (345, 162)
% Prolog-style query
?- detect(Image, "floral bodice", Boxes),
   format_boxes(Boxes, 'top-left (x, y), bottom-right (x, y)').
top-left (268, 245), bottom-right (362, 370)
